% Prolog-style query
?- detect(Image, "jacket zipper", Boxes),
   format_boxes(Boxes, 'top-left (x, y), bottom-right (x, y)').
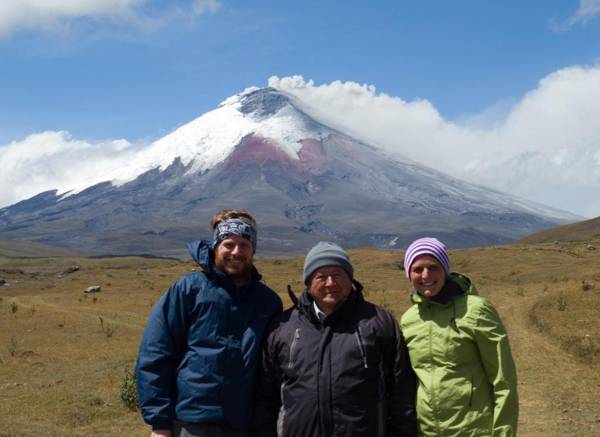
top-left (355, 327), bottom-right (368, 369)
top-left (429, 304), bottom-right (441, 436)
top-left (469, 375), bottom-right (474, 407)
top-left (287, 328), bottom-right (301, 368)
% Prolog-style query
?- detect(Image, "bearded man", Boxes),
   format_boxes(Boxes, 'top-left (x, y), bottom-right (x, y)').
top-left (136, 210), bottom-right (282, 437)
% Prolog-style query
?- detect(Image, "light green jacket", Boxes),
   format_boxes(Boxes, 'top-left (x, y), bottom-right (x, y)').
top-left (400, 273), bottom-right (518, 437)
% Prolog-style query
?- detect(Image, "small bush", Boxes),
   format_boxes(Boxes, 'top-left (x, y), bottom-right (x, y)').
top-left (561, 334), bottom-right (599, 363)
top-left (98, 316), bottom-right (118, 338)
top-left (529, 301), bottom-right (551, 333)
top-left (557, 296), bottom-right (567, 311)
top-left (7, 337), bottom-right (18, 356)
top-left (120, 369), bottom-right (139, 411)
top-left (581, 281), bottom-right (593, 291)
top-left (8, 301), bottom-right (18, 314)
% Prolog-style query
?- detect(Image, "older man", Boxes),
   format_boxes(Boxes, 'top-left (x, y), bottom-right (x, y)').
top-left (136, 210), bottom-right (282, 437)
top-left (254, 241), bottom-right (417, 437)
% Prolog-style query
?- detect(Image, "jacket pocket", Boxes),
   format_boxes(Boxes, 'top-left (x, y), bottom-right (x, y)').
top-left (287, 328), bottom-right (301, 369)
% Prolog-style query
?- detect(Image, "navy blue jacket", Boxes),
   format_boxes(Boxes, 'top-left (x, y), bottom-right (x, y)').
top-left (135, 240), bottom-right (283, 430)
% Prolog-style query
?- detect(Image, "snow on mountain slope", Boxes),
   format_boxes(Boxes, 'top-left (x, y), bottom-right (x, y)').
top-left (108, 87), bottom-right (331, 185)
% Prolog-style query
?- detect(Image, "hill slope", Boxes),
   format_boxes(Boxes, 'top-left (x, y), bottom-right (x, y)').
top-left (0, 238), bottom-right (81, 257)
top-left (518, 216), bottom-right (600, 244)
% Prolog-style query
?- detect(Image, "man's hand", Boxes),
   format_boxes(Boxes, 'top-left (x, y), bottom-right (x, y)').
top-left (150, 430), bottom-right (172, 437)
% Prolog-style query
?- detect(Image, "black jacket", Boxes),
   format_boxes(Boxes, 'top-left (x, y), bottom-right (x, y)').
top-left (254, 282), bottom-right (417, 437)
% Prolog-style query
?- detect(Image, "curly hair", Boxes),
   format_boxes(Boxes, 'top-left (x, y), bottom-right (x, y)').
top-left (210, 209), bottom-right (257, 230)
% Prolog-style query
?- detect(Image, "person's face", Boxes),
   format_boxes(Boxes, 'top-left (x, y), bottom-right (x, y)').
top-left (308, 266), bottom-right (353, 315)
top-left (409, 255), bottom-right (446, 298)
top-left (214, 234), bottom-right (254, 279)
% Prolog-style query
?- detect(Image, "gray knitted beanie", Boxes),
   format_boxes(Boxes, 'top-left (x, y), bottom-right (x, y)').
top-left (303, 241), bottom-right (354, 284)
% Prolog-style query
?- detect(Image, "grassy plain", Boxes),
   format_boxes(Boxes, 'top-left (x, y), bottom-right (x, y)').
top-left (0, 241), bottom-right (599, 436)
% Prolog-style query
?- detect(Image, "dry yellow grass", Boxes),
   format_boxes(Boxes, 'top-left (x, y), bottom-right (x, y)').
top-left (0, 241), bottom-right (599, 436)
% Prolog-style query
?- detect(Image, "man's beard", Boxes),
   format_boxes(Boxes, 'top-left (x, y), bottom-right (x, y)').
top-left (222, 256), bottom-right (253, 279)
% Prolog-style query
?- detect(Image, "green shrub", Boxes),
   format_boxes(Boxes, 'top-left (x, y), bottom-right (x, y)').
top-left (7, 337), bottom-right (18, 356)
top-left (557, 295), bottom-right (567, 311)
top-left (120, 369), bottom-right (139, 411)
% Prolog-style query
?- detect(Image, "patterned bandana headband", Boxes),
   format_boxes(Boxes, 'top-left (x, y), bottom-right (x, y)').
top-left (213, 218), bottom-right (257, 250)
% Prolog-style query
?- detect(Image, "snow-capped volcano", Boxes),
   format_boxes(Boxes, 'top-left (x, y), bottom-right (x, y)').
top-left (0, 87), bottom-right (578, 256)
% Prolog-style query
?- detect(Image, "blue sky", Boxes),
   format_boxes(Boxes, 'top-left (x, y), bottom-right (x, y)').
top-left (1, 0), bottom-right (600, 216)
top-left (2, 1), bottom-right (598, 142)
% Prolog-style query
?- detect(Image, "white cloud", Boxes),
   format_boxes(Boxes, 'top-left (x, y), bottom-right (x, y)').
top-left (268, 76), bottom-right (453, 164)
top-left (0, 0), bottom-right (221, 37)
top-left (193, 0), bottom-right (221, 15)
top-left (0, 131), bottom-right (140, 207)
top-left (551, 0), bottom-right (600, 32)
top-left (270, 67), bottom-right (600, 218)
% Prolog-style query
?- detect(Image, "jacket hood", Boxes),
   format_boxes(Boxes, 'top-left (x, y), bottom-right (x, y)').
top-left (410, 272), bottom-right (477, 305)
top-left (187, 239), bottom-right (214, 271)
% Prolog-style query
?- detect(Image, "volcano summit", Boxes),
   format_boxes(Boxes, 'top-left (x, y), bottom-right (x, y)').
top-left (0, 87), bottom-right (576, 256)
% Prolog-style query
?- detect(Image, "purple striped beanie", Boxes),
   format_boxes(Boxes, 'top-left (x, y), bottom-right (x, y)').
top-left (403, 237), bottom-right (451, 278)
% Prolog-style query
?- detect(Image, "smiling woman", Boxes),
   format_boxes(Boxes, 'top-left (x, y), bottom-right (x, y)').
top-left (400, 237), bottom-right (519, 437)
